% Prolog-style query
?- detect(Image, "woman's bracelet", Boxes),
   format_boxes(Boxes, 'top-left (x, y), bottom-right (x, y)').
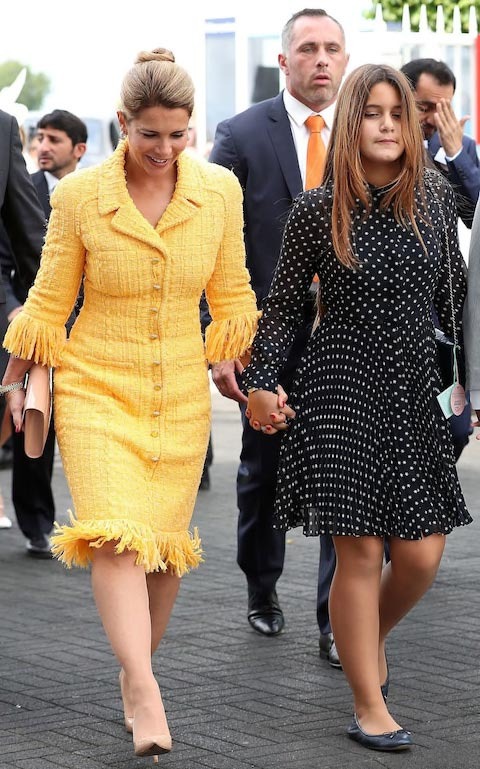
top-left (0, 381), bottom-right (24, 396)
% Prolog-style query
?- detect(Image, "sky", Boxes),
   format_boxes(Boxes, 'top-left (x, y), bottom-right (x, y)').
top-left (0, 0), bottom-right (373, 117)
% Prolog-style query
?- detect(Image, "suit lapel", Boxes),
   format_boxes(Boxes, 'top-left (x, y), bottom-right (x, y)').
top-left (266, 94), bottom-right (302, 200)
top-left (31, 172), bottom-right (51, 218)
top-left (428, 134), bottom-right (443, 162)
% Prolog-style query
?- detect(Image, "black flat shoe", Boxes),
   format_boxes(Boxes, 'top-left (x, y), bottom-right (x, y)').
top-left (247, 588), bottom-right (284, 636)
top-left (347, 714), bottom-right (412, 752)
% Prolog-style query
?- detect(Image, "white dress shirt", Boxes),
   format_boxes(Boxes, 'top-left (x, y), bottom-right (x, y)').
top-left (283, 90), bottom-right (336, 190)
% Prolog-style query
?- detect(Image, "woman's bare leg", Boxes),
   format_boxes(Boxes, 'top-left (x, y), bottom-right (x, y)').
top-left (330, 535), bottom-right (401, 734)
top-left (378, 534), bottom-right (445, 684)
top-left (118, 569), bottom-right (180, 728)
top-left (90, 543), bottom-right (172, 741)
top-left (147, 570), bottom-right (181, 653)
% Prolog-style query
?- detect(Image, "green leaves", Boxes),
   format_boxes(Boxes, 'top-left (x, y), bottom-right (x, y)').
top-left (0, 60), bottom-right (50, 111)
top-left (364, 1), bottom-right (479, 33)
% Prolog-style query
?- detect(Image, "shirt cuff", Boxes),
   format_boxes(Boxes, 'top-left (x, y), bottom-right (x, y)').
top-left (445, 147), bottom-right (463, 162)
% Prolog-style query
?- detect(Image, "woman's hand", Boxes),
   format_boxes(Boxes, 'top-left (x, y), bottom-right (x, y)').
top-left (2, 354), bottom-right (32, 433)
top-left (245, 385), bottom-right (296, 435)
top-left (5, 387), bottom-right (26, 434)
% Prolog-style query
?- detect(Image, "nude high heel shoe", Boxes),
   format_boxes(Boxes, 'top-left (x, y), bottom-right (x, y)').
top-left (132, 702), bottom-right (172, 761)
top-left (133, 733), bottom-right (172, 761)
top-left (119, 669), bottom-right (134, 733)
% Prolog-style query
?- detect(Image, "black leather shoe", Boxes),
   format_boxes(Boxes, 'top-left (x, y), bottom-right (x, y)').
top-left (347, 714), bottom-right (412, 752)
top-left (319, 633), bottom-right (342, 668)
top-left (26, 535), bottom-right (53, 559)
top-left (247, 589), bottom-right (284, 636)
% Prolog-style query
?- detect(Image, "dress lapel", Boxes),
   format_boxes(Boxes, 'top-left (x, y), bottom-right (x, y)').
top-left (97, 142), bottom-right (203, 250)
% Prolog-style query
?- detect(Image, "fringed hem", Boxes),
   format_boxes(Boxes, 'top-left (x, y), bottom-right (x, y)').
top-left (205, 310), bottom-right (261, 363)
top-left (3, 314), bottom-right (66, 367)
top-left (51, 512), bottom-right (203, 576)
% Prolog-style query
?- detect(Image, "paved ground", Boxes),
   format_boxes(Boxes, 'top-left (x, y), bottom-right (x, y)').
top-left (0, 389), bottom-right (479, 769)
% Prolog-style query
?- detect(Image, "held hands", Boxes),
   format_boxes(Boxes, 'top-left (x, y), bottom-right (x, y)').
top-left (434, 98), bottom-right (469, 158)
top-left (245, 385), bottom-right (296, 435)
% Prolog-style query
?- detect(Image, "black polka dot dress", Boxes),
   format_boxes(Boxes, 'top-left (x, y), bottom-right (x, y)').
top-left (243, 169), bottom-right (472, 539)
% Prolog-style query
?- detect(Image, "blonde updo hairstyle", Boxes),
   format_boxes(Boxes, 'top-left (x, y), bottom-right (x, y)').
top-left (120, 47), bottom-right (194, 121)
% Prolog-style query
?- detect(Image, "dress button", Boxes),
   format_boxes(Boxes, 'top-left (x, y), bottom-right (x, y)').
top-left (149, 333), bottom-right (158, 340)
top-left (153, 360), bottom-right (161, 366)
top-left (152, 411), bottom-right (160, 417)
top-left (151, 456), bottom-right (159, 462)
top-left (153, 284), bottom-right (161, 290)
top-left (154, 384), bottom-right (161, 391)
top-left (151, 431), bottom-right (159, 438)
top-left (152, 258), bottom-right (159, 264)
top-left (151, 308), bottom-right (158, 314)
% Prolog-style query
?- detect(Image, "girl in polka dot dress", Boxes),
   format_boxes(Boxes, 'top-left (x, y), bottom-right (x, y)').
top-left (243, 64), bottom-right (471, 752)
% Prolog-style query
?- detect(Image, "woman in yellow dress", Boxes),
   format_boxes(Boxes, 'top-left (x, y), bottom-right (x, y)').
top-left (1, 48), bottom-right (259, 761)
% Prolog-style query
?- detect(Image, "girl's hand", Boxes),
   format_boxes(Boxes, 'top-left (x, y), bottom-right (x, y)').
top-left (246, 385), bottom-right (296, 435)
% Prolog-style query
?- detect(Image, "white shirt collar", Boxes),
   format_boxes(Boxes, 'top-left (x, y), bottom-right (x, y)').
top-left (283, 89), bottom-right (336, 130)
top-left (44, 170), bottom-right (60, 196)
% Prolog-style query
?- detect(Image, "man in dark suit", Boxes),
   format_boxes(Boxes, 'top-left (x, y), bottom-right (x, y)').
top-left (0, 110), bottom-right (44, 299)
top-left (400, 58), bottom-right (475, 458)
top-left (0, 109), bottom-right (45, 531)
top-left (210, 9), bottom-right (349, 665)
top-left (401, 58), bottom-right (480, 228)
top-left (1, 109), bottom-right (87, 558)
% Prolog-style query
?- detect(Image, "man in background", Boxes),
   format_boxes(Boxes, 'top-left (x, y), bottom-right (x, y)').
top-left (401, 58), bottom-right (475, 459)
top-left (1, 109), bottom-right (87, 558)
top-left (401, 57), bottom-right (480, 227)
top-left (0, 109), bottom-right (45, 531)
top-left (210, 8), bottom-right (349, 666)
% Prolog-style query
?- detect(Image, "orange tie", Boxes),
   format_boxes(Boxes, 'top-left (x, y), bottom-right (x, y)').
top-left (305, 114), bottom-right (326, 190)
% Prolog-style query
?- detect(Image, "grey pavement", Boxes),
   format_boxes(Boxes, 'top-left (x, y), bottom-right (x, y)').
top-left (0, 389), bottom-right (479, 769)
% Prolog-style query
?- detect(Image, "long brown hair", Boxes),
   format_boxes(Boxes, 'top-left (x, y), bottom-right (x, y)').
top-left (323, 63), bottom-right (427, 269)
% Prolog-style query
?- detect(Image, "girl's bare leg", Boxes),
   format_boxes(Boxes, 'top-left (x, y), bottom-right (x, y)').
top-left (330, 535), bottom-right (401, 734)
top-left (378, 534), bottom-right (445, 685)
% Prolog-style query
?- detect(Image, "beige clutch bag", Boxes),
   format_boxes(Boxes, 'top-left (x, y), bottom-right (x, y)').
top-left (23, 364), bottom-right (52, 459)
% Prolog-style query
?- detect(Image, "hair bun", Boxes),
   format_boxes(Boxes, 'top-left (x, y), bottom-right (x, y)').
top-left (135, 47), bottom-right (175, 65)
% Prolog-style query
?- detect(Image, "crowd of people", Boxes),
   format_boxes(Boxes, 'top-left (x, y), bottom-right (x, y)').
top-left (0, 5), bottom-right (478, 761)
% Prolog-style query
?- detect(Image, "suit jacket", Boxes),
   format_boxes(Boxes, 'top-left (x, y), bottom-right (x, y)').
top-left (0, 170), bottom-right (52, 308)
top-left (209, 93), bottom-right (302, 304)
top-left (463, 199), bottom-right (480, 391)
top-left (428, 133), bottom-right (480, 228)
top-left (31, 170), bottom-right (51, 219)
top-left (0, 110), bottom-right (46, 300)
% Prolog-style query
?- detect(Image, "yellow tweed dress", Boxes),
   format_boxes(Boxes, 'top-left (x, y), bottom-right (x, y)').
top-left (4, 140), bottom-right (259, 575)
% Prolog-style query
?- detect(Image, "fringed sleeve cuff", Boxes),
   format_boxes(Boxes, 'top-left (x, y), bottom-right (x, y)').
top-left (3, 313), bottom-right (67, 367)
top-left (205, 310), bottom-right (261, 363)
top-left (51, 513), bottom-right (203, 576)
